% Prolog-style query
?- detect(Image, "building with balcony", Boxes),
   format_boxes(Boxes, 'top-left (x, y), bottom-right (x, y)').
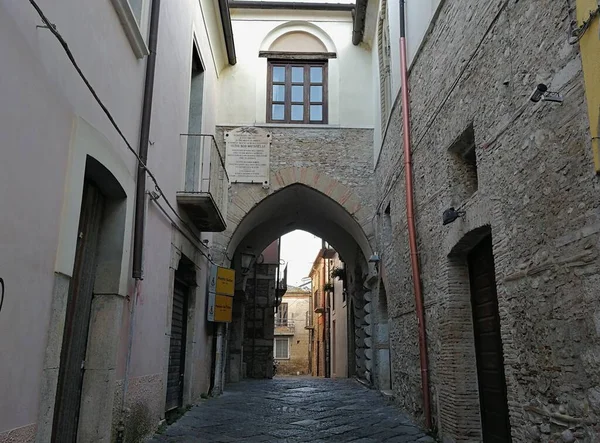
top-left (2, 0), bottom-right (600, 442)
top-left (273, 286), bottom-right (311, 375)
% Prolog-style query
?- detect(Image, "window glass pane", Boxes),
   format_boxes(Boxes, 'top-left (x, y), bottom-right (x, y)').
top-left (272, 104), bottom-right (284, 121)
top-left (291, 67), bottom-right (304, 83)
top-left (275, 339), bottom-right (288, 359)
top-left (291, 86), bottom-right (303, 102)
top-left (310, 105), bottom-right (323, 121)
top-left (129, 0), bottom-right (143, 23)
top-left (291, 105), bottom-right (304, 121)
top-left (273, 85), bottom-right (285, 102)
top-left (310, 66), bottom-right (323, 83)
top-left (272, 66), bottom-right (285, 82)
top-left (310, 86), bottom-right (322, 102)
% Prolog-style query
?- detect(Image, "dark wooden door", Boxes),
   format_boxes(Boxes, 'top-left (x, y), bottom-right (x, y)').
top-left (468, 236), bottom-right (511, 443)
top-left (166, 281), bottom-right (188, 411)
top-left (52, 182), bottom-right (105, 443)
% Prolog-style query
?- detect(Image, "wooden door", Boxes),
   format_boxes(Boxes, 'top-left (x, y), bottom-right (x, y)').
top-left (468, 236), bottom-right (511, 442)
top-left (165, 280), bottom-right (188, 411)
top-left (52, 182), bottom-right (105, 443)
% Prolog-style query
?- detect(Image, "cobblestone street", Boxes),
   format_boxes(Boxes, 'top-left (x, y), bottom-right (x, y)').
top-left (148, 377), bottom-right (434, 442)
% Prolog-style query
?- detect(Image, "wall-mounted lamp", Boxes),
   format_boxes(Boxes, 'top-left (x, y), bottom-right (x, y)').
top-left (443, 207), bottom-right (466, 225)
top-left (369, 253), bottom-right (380, 263)
top-left (240, 252), bottom-right (255, 276)
top-left (529, 83), bottom-right (563, 104)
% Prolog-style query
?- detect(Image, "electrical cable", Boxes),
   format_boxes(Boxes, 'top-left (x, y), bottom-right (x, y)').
top-left (150, 194), bottom-right (218, 266)
top-left (568, 4), bottom-right (600, 45)
top-left (0, 278), bottom-right (4, 314)
top-left (28, 0), bottom-right (210, 250)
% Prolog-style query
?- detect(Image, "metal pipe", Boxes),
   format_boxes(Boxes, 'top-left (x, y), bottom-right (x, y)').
top-left (132, 0), bottom-right (161, 279)
top-left (211, 323), bottom-right (225, 395)
top-left (251, 264), bottom-right (257, 377)
top-left (322, 248), bottom-right (330, 378)
top-left (399, 0), bottom-right (431, 430)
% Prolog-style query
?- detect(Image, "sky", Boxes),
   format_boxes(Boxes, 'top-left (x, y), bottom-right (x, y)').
top-left (280, 230), bottom-right (323, 287)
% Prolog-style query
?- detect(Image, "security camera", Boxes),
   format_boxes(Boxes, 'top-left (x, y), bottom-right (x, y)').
top-left (529, 83), bottom-right (563, 104)
top-left (529, 84), bottom-right (548, 103)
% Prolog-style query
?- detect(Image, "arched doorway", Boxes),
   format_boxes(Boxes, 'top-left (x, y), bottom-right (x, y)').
top-left (219, 182), bottom-right (375, 384)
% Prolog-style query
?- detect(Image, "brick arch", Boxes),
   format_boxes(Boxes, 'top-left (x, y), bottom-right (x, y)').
top-left (221, 166), bottom-right (373, 261)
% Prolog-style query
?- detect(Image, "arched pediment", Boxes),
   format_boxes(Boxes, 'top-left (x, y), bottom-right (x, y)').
top-left (259, 21), bottom-right (337, 54)
top-left (269, 31), bottom-right (328, 53)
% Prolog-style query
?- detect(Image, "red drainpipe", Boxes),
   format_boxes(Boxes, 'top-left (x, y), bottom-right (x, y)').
top-left (399, 0), bottom-right (431, 429)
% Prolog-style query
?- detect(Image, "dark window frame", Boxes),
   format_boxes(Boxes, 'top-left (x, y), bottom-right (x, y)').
top-left (267, 60), bottom-right (328, 124)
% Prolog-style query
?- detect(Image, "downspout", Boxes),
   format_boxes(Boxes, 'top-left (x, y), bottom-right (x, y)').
top-left (132, 0), bottom-right (161, 279)
top-left (117, 1), bottom-right (161, 441)
top-left (399, 0), bottom-right (431, 429)
top-left (322, 247), bottom-right (329, 378)
top-left (251, 264), bottom-right (257, 377)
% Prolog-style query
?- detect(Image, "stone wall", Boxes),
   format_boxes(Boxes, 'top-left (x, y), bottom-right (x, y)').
top-left (373, 0), bottom-right (600, 441)
top-left (243, 264), bottom-right (277, 379)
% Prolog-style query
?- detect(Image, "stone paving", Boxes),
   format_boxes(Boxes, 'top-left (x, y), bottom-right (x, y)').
top-left (147, 377), bottom-right (435, 442)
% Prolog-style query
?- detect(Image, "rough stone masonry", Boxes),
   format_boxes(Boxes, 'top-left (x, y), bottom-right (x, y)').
top-left (373, 0), bottom-right (600, 442)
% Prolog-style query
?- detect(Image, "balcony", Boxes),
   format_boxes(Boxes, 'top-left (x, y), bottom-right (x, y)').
top-left (274, 318), bottom-right (295, 335)
top-left (314, 290), bottom-right (324, 313)
top-left (177, 134), bottom-right (228, 232)
top-left (304, 311), bottom-right (314, 329)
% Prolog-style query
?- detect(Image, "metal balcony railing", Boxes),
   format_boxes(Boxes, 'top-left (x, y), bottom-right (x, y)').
top-left (176, 134), bottom-right (228, 232)
top-left (305, 311), bottom-right (314, 329)
top-left (274, 318), bottom-right (295, 335)
top-left (274, 318), bottom-right (294, 328)
top-left (314, 290), bottom-right (324, 313)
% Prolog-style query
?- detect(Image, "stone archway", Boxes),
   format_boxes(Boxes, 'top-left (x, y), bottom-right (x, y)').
top-left (214, 166), bottom-right (374, 265)
top-left (214, 167), bottom-right (376, 385)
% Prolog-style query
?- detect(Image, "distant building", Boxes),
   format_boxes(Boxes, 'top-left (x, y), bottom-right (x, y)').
top-left (308, 245), bottom-right (348, 378)
top-left (274, 286), bottom-right (311, 375)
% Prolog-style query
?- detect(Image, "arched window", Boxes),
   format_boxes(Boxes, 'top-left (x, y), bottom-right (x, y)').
top-left (262, 31), bottom-right (333, 124)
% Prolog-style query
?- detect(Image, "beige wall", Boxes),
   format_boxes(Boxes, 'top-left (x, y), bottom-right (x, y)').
top-left (0, 0), bottom-right (228, 439)
top-left (329, 255), bottom-right (348, 378)
top-left (218, 9), bottom-right (374, 128)
top-left (275, 290), bottom-right (310, 375)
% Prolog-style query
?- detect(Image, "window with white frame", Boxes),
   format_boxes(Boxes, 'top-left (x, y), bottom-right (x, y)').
top-left (110, 0), bottom-right (150, 58)
top-left (378, 0), bottom-right (392, 135)
top-left (274, 337), bottom-right (290, 359)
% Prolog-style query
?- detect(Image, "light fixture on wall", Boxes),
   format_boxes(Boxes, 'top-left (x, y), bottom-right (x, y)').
top-left (368, 253), bottom-right (381, 263)
top-left (369, 253), bottom-right (381, 273)
top-left (442, 207), bottom-right (466, 225)
top-left (240, 252), bottom-right (255, 276)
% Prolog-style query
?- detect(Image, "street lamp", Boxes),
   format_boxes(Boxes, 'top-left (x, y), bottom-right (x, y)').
top-left (240, 252), bottom-right (255, 276)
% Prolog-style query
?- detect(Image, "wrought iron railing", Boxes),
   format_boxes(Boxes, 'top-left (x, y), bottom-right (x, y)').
top-left (305, 311), bottom-right (313, 328)
top-left (275, 318), bottom-right (294, 328)
top-left (181, 133), bottom-right (229, 217)
top-left (274, 318), bottom-right (295, 335)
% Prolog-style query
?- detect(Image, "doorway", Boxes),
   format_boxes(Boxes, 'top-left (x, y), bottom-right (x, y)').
top-left (52, 182), bottom-right (105, 443)
top-left (468, 236), bottom-right (511, 442)
top-left (166, 279), bottom-right (190, 411)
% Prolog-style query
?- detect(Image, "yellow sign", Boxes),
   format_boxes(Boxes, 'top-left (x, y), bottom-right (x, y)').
top-left (216, 267), bottom-right (235, 296)
top-left (207, 265), bottom-right (235, 323)
top-left (213, 294), bottom-right (233, 322)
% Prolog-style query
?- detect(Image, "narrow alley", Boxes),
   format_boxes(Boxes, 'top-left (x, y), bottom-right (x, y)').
top-left (2, 0), bottom-right (600, 442)
top-left (148, 378), bottom-right (433, 443)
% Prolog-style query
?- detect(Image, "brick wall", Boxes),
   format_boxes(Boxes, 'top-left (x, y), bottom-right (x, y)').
top-left (373, 0), bottom-right (600, 441)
